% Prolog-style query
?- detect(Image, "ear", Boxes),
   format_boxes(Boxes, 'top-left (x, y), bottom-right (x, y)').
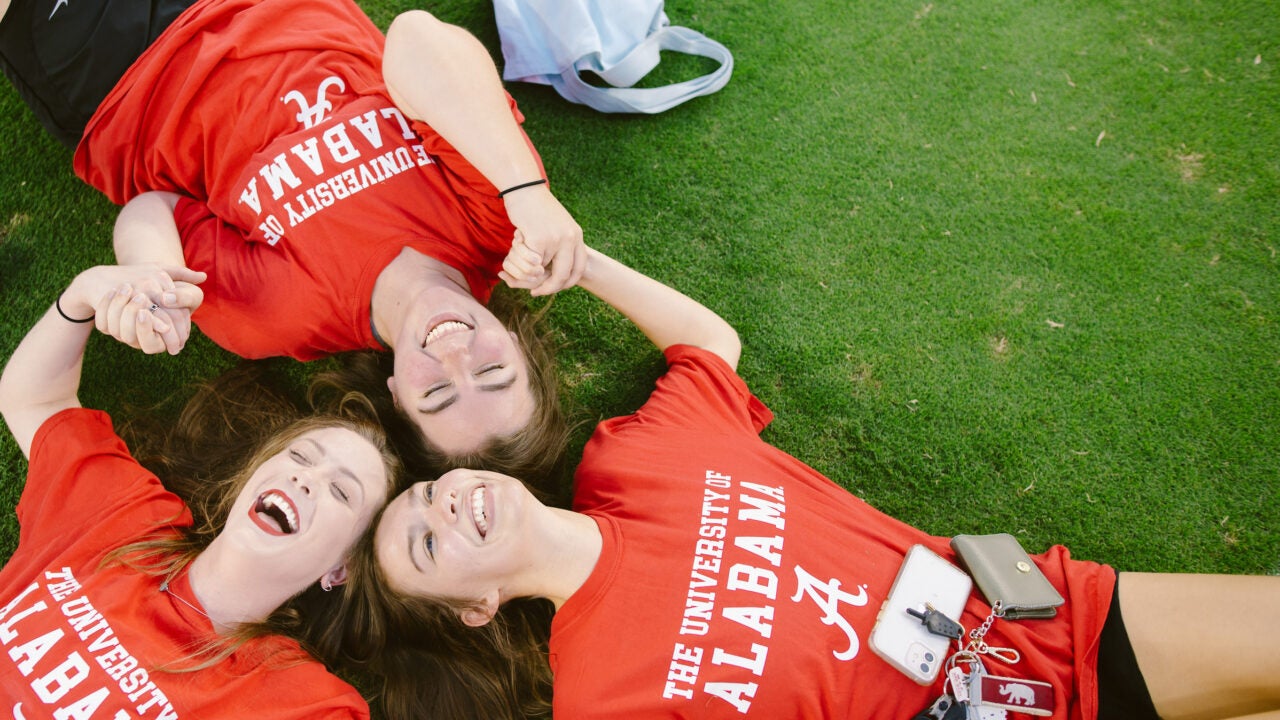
top-left (385, 375), bottom-right (400, 408)
top-left (322, 564), bottom-right (349, 589)
top-left (459, 589), bottom-right (501, 628)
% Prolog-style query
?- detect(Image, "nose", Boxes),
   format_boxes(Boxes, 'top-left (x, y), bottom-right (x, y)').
top-left (435, 341), bottom-right (473, 371)
top-left (290, 472), bottom-right (314, 496)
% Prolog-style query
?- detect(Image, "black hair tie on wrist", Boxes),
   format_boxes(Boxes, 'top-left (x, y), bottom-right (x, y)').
top-left (55, 294), bottom-right (94, 323)
top-left (497, 178), bottom-right (548, 198)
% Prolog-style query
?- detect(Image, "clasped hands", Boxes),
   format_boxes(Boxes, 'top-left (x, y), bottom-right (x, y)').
top-left (497, 185), bottom-right (587, 296)
top-left (68, 263), bottom-right (206, 355)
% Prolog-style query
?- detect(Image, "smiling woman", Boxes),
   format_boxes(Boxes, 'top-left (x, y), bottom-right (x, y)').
top-left (0, 263), bottom-right (402, 717)
top-left (0, 0), bottom-right (583, 486)
top-left (357, 252), bottom-right (1280, 720)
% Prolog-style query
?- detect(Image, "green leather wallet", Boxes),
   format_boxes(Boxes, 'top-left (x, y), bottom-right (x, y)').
top-left (950, 533), bottom-right (1064, 619)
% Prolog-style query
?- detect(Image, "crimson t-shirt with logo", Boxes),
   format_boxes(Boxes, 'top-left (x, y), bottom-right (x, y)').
top-left (74, 0), bottom-right (538, 360)
top-left (557, 346), bottom-right (1115, 719)
top-left (0, 408), bottom-right (368, 717)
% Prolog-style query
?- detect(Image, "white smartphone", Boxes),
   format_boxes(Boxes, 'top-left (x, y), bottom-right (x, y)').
top-left (869, 544), bottom-right (973, 684)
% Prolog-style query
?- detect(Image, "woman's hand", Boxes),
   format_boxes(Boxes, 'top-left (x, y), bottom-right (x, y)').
top-left (0, 264), bottom-right (202, 457)
top-left (498, 186), bottom-right (586, 296)
top-left (79, 264), bottom-right (206, 355)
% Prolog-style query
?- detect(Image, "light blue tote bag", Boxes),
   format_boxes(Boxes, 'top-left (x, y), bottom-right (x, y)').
top-left (492, 0), bottom-right (733, 113)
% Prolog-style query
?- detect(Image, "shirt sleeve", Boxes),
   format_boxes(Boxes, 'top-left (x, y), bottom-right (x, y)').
top-left (18, 409), bottom-right (189, 562)
top-left (598, 344), bottom-right (774, 438)
top-left (175, 197), bottom-right (276, 357)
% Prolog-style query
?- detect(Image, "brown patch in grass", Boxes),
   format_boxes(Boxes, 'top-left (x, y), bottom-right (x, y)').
top-left (1173, 146), bottom-right (1205, 182)
top-left (4, 213), bottom-right (31, 241)
top-left (849, 362), bottom-right (881, 391)
top-left (989, 335), bottom-right (1010, 361)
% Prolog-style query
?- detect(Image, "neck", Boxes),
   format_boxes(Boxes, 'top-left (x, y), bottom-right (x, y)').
top-left (514, 508), bottom-right (602, 610)
top-left (370, 247), bottom-right (469, 350)
top-left (188, 543), bottom-right (294, 634)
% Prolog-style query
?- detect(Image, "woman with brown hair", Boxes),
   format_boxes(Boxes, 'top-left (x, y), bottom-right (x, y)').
top-left (363, 249), bottom-right (1280, 720)
top-left (1, 0), bottom-right (580, 484)
top-left (0, 263), bottom-right (402, 715)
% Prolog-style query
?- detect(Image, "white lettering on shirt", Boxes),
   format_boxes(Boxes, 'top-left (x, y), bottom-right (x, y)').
top-left (0, 568), bottom-right (179, 718)
top-left (658, 467), bottom-right (874, 714)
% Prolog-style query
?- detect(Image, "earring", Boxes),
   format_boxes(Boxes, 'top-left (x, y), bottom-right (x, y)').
top-left (321, 577), bottom-right (333, 592)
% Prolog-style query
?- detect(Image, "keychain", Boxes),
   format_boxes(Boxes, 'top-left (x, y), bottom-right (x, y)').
top-left (963, 602), bottom-right (1020, 665)
top-left (906, 600), bottom-right (1051, 720)
top-left (966, 657), bottom-right (1054, 717)
top-left (963, 659), bottom-right (1009, 719)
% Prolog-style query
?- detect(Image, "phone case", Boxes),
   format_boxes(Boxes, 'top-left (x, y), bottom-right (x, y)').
top-left (869, 545), bottom-right (972, 684)
top-left (950, 533), bottom-right (1064, 619)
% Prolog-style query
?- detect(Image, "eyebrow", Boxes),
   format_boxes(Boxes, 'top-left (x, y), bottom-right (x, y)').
top-left (302, 437), bottom-right (366, 505)
top-left (419, 373), bottom-right (519, 416)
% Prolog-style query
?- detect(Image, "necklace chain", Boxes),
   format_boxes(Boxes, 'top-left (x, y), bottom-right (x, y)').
top-left (159, 577), bottom-right (210, 619)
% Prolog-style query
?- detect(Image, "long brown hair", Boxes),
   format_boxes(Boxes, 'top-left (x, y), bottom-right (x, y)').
top-left (325, 535), bottom-right (555, 720)
top-left (313, 289), bottom-right (572, 497)
top-left (112, 362), bottom-right (403, 670)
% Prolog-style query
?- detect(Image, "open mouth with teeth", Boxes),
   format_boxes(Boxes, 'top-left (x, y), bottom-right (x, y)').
top-left (250, 490), bottom-right (300, 536)
top-left (423, 319), bottom-right (473, 347)
top-left (470, 486), bottom-right (490, 539)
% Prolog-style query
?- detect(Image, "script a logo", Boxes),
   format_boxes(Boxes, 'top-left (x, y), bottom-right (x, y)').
top-left (281, 76), bottom-right (347, 129)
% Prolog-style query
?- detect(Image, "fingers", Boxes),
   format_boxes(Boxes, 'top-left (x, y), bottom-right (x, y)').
top-left (133, 306), bottom-right (170, 355)
top-left (528, 238), bottom-right (589, 296)
top-left (94, 283), bottom-right (178, 355)
top-left (159, 282), bottom-right (204, 312)
top-left (163, 266), bottom-right (207, 286)
top-left (501, 233), bottom-right (547, 288)
top-left (153, 308), bottom-right (191, 355)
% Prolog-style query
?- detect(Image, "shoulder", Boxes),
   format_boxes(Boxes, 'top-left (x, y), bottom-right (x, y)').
top-left (616, 344), bottom-right (773, 435)
top-left (21, 408), bottom-right (185, 540)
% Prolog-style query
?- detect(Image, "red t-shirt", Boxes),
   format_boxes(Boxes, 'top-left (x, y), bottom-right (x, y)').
top-left (73, 0), bottom-right (538, 360)
top-left (0, 409), bottom-right (369, 717)
top-left (556, 346), bottom-right (1115, 719)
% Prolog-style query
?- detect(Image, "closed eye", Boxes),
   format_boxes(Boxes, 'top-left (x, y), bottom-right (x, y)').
top-left (331, 482), bottom-right (351, 505)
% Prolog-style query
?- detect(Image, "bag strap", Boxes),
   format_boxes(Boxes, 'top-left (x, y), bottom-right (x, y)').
top-left (550, 25), bottom-right (733, 114)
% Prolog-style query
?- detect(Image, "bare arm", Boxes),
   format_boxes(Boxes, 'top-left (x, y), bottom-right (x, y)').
top-left (114, 191), bottom-right (185, 265)
top-left (0, 299), bottom-right (92, 458)
top-left (576, 248), bottom-right (741, 370)
top-left (0, 264), bottom-right (204, 456)
top-left (382, 11), bottom-right (585, 295)
top-left (111, 192), bottom-right (202, 354)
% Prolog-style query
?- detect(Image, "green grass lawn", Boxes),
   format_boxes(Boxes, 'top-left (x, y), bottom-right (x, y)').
top-left (2, 0), bottom-right (1277, 588)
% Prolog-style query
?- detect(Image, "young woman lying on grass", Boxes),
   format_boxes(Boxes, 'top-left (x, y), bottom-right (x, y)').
top-left (0, 0), bottom-right (579, 483)
top-left (362, 249), bottom-right (1280, 720)
top-left (0, 263), bottom-right (401, 717)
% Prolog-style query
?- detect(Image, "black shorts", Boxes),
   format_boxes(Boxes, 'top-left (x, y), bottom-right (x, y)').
top-left (0, 0), bottom-right (192, 147)
top-left (1096, 571), bottom-right (1161, 720)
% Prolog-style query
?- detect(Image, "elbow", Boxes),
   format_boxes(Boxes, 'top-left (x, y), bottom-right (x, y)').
top-left (719, 326), bottom-right (743, 371)
top-left (383, 10), bottom-right (492, 95)
top-left (383, 10), bottom-right (449, 84)
top-left (0, 364), bottom-right (20, 431)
